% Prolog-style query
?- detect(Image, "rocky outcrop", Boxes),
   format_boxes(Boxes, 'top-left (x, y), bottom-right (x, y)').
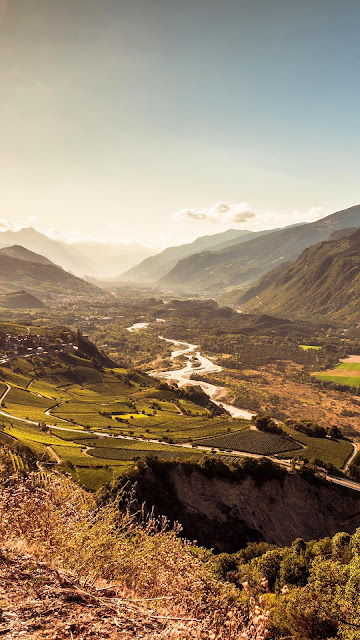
top-left (108, 459), bottom-right (360, 552)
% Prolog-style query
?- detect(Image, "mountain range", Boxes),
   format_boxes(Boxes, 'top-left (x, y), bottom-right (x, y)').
top-left (0, 228), bottom-right (154, 278)
top-left (120, 228), bottom-right (271, 283)
top-left (157, 205), bottom-right (360, 293)
top-left (229, 227), bottom-right (360, 324)
top-left (0, 245), bottom-right (103, 303)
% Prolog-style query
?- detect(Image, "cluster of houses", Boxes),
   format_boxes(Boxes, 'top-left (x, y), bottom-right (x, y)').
top-left (0, 330), bottom-right (79, 364)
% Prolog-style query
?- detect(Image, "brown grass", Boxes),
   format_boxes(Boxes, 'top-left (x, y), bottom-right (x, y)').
top-left (0, 449), bottom-right (269, 639)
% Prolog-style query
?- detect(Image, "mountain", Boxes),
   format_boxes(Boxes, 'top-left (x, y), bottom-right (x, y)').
top-left (0, 249), bottom-right (104, 302)
top-left (159, 204), bottom-right (360, 293)
top-left (0, 290), bottom-right (45, 309)
top-left (0, 227), bottom-right (94, 276)
top-left (72, 241), bottom-right (155, 278)
top-left (232, 228), bottom-right (360, 324)
top-left (120, 228), bottom-right (264, 283)
top-left (0, 245), bottom-right (54, 265)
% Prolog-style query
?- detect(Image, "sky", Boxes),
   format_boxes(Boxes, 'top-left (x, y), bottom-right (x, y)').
top-left (0, 0), bottom-right (359, 249)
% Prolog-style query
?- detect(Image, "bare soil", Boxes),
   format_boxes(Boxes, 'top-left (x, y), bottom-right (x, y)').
top-left (0, 547), bottom-right (172, 639)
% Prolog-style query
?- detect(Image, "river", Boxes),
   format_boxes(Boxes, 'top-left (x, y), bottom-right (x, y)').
top-left (151, 336), bottom-right (254, 420)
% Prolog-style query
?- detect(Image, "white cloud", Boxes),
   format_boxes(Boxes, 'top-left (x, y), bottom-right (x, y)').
top-left (173, 201), bottom-right (255, 225)
top-left (0, 218), bottom-right (20, 232)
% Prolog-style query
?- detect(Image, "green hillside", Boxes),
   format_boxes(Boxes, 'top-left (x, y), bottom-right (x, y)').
top-left (233, 228), bottom-right (360, 324)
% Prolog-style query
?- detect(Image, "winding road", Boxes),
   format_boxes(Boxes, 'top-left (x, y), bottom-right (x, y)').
top-left (1, 341), bottom-right (360, 493)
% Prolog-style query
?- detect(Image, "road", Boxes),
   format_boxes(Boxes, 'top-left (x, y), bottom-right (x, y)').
top-left (1, 377), bottom-right (360, 494)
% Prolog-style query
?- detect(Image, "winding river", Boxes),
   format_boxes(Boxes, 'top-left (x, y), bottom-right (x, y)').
top-left (151, 336), bottom-right (254, 420)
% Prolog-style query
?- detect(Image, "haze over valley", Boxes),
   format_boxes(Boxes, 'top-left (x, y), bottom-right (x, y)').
top-left (1, 2), bottom-right (360, 639)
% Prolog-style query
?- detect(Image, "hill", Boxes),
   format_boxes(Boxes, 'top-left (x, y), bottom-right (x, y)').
top-left (120, 228), bottom-right (268, 283)
top-left (160, 204), bottom-right (360, 293)
top-left (0, 227), bottom-right (95, 276)
top-left (0, 251), bottom-right (104, 302)
top-left (0, 290), bottom-right (45, 309)
top-left (2, 456), bottom-right (360, 640)
top-left (233, 228), bottom-right (360, 323)
top-left (0, 244), bottom-right (55, 265)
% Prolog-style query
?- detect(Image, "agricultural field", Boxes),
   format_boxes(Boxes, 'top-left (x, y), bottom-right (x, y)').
top-left (299, 344), bottom-right (322, 351)
top-left (278, 424), bottom-right (354, 469)
top-left (0, 329), bottom-right (244, 489)
top-left (314, 356), bottom-right (360, 388)
top-left (0, 320), bottom-right (357, 490)
top-left (196, 428), bottom-right (301, 456)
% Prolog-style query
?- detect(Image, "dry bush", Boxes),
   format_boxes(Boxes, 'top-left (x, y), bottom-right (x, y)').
top-left (0, 450), bottom-right (269, 639)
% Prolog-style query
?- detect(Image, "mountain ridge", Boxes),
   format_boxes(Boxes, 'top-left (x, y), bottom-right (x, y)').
top-left (0, 249), bottom-right (104, 302)
top-left (160, 205), bottom-right (360, 293)
top-left (232, 227), bottom-right (360, 323)
top-left (120, 228), bottom-right (265, 283)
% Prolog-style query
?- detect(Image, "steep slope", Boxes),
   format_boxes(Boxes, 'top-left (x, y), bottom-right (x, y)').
top-left (0, 227), bottom-right (95, 276)
top-left (107, 459), bottom-right (360, 552)
top-left (0, 252), bottom-right (103, 302)
top-left (160, 204), bottom-right (360, 293)
top-left (235, 228), bottom-right (360, 323)
top-left (120, 228), bottom-right (261, 283)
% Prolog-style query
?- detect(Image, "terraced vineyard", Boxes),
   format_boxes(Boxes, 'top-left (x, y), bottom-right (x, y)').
top-left (87, 446), bottom-right (204, 462)
top-left (196, 429), bottom-right (301, 455)
top-left (0, 323), bottom-right (247, 489)
top-left (0, 322), bottom-right (356, 490)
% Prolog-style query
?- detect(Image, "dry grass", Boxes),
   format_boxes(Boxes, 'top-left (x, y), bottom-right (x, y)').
top-left (0, 448), bottom-right (269, 639)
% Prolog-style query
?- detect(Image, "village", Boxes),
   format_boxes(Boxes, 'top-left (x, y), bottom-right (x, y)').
top-left (0, 329), bottom-right (78, 364)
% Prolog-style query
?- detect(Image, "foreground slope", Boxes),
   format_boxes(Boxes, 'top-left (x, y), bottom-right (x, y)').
top-left (234, 228), bottom-right (360, 323)
top-left (160, 204), bottom-right (360, 293)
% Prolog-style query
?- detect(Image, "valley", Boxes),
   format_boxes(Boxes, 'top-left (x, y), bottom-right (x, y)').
top-left (0, 207), bottom-right (360, 640)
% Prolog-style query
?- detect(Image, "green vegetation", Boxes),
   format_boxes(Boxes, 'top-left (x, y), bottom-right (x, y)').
top-left (315, 367), bottom-right (360, 388)
top-left (196, 428), bottom-right (301, 455)
top-left (279, 423), bottom-right (354, 469)
top-left (0, 322), bottom-right (253, 488)
top-left (299, 344), bottom-right (322, 350)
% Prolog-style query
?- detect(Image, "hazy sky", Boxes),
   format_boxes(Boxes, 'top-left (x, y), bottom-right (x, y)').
top-left (0, 0), bottom-right (359, 248)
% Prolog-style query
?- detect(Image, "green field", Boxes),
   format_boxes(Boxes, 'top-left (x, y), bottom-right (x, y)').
top-left (314, 373), bottom-right (360, 387)
top-left (0, 323), bottom-right (356, 488)
top-left (279, 424), bottom-right (354, 469)
top-left (337, 362), bottom-right (360, 370)
top-left (196, 428), bottom-right (301, 455)
top-left (314, 359), bottom-right (360, 388)
top-left (299, 345), bottom-right (322, 351)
